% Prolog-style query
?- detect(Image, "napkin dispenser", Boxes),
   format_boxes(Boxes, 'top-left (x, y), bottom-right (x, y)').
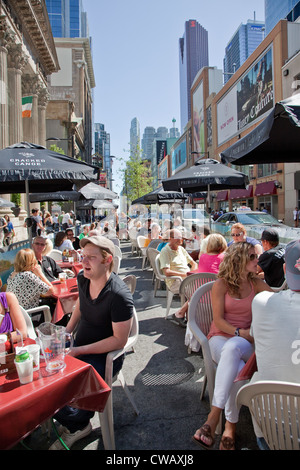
top-left (0, 332), bottom-right (16, 376)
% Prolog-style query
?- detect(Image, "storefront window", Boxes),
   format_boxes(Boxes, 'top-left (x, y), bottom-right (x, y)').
top-left (257, 163), bottom-right (278, 178)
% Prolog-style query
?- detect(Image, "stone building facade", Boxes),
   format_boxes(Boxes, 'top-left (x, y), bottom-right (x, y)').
top-left (0, 0), bottom-right (59, 241)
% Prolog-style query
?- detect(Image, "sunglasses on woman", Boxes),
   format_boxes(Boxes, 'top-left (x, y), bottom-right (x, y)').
top-left (231, 233), bottom-right (243, 237)
top-left (248, 253), bottom-right (259, 261)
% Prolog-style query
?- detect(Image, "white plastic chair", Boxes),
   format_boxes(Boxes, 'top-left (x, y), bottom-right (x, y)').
top-left (188, 281), bottom-right (215, 402)
top-left (112, 255), bottom-right (121, 274)
top-left (180, 273), bottom-right (217, 353)
top-left (98, 307), bottom-right (139, 450)
top-left (122, 275), bottom-right (137, 294)
top-left (48, 249), bottom-right (63, 261)
top-left (113, 245), bottom-right (122, 259)
top-left (147, 247), bottom-right (160, 289)
top-left (236, 380), bottom-right (300, 450)
top-left (20, 307), bottom-right (37, 339)
top-left (154, 254), bottom-right (182, 318)
top-left (188, 281), bottom-right (223, 434)
top-left (137, 235), bottom-right (148, 270)
top-left (128, 228), bottom-right (139, 255)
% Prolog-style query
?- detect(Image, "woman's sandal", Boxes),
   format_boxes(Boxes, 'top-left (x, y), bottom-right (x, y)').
top-left (192, 424), bottom-right (215, 450)
top-left (219, 435), bottom-right (235, 450)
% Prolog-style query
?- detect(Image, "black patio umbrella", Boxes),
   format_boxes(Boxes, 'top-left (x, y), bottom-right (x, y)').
top-left (132, 186), bottom-right (187, 205)
top-left (0, 142), bottom-right (99, 193)
top-left (162, 159), bottom-right (249, 193)
top-left (221, 95), bottom-right (300, 165)
top-left (29, 190), bottom-right (81, 203)
top-left (162, 159), bottom-right (249, 228)
top-left (0, 142), bottom-right (99, 241)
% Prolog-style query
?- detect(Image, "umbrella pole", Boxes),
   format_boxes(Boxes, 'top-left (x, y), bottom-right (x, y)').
top-left (25, 179), bottom-right (32, 245)
top-left (207, 184), bottom-right (212, 230)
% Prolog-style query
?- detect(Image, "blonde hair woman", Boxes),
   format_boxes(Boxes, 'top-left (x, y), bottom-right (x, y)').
top-left (228, 223), bottom-right (263, 256)
top-left (6, 249), bottom-right (54, 310)
top-left (193, 242), bottom-right (272, 450)
top-left (197, 234), bottom-right (227, 274)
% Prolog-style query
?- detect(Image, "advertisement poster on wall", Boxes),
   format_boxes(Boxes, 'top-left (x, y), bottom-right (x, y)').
top-left (217, 46), bottom-right (274, 146)
top-left (192, 81), bottom-right (205, 154)
top-left (171, 137), bottom-right (187, 175)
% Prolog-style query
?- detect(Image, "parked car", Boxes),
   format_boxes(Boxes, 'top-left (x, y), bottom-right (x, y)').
top-left (212, 209), bottom-right (300, 244)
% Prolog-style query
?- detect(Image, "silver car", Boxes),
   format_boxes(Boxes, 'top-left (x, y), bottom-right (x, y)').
top-left (212, 210), bottom-right (300, 244)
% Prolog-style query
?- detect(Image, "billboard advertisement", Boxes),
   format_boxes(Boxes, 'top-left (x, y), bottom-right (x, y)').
top-left (192, 81), bottom-right (205, 153)
top-left (156, 140), bottom-right (167, 166)
top-left (171, 137), bottom-right (187, 175)
top-left (217, 46), bottom-right (274, 145)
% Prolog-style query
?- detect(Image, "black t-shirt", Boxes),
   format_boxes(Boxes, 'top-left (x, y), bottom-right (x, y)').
top-left (258, 245), bottom-right (285, 287)
top-left (39, 256), bottom-right (63, 282)
top-left (75, 271), bottom-right (134, 347)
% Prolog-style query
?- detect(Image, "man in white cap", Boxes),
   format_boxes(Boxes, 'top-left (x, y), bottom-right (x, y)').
top-left (250, 239), bottom-right (300, 449)
top-left (50, 235), bottom-right (134, 450)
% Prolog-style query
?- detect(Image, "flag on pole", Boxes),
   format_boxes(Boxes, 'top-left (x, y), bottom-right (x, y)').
top-left (22, 96), bottom-right (33, 118)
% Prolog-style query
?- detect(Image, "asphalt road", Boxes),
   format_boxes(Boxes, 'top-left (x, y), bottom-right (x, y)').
top-left (12, 241), bottom-right (259, 453)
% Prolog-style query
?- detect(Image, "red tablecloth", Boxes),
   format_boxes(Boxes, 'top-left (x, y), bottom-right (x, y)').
top-left (57, 261), bottom-right (83, 276)
top-left (0, 354), bottom-right (111, 449)
top-left (51, 278), bottom-right (79, 323)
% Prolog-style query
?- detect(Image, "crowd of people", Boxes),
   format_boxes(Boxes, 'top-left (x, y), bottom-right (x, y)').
top-left (0, 206), bottom-right (299, 451)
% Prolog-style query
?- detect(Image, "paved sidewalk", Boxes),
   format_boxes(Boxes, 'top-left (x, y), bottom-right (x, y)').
top-left (12, 241), bottom-right (258, 451)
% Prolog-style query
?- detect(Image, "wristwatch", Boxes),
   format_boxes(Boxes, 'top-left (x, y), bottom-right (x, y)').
top-left (234, 328), bottom-right (240, 336)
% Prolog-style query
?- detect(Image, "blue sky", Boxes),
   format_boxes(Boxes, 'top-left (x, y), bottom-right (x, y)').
top-left (83, 0), bottom-right (265, 195)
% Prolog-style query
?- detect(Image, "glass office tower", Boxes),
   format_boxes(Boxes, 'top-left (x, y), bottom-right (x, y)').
top-left (265, 0), bottom-right (299, 35)
top-left (223, 19), bottom-right (265, 84)
top-left (179, 20), bottom-right (209, 132)
top-left (46, 0), bottom-right (86, 38)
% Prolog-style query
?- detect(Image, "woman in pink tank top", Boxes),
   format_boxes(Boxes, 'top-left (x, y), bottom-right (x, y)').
top-left (193, 242), bottom-right (273, 450)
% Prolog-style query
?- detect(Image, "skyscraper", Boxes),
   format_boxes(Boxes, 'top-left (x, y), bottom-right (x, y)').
top-left (46, 0), bottom-right (88, 38)
top-left (130, 118), bottom-right (140, 157)
top-left (265, 0), bottom-right (299, 35)
top-left (179, 20), bottom-right (209, 132)
top-left (223, 19), bottom-right (265, 84)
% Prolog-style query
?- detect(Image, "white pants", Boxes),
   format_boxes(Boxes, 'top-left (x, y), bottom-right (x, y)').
top-left (209, 335), bottom-right (254, 423)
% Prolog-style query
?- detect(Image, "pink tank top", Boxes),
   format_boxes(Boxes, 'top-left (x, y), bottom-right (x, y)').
top-left (207, 283), bottom-right (256, 339)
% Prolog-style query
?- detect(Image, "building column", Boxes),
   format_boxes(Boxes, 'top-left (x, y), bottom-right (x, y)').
top-left (38, 88), bottom-right (49, 146)
top-left (22, 74), bottom-right (42, 144)
top-left (7, 43), bottom-right (27, 145)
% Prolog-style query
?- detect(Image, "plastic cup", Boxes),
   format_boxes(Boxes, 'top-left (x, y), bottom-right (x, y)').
top-left (25, 344), bottom-right (40, 371)
top-left (59, 272), bottom-right (67, 284)
top-left (14, 355), bottom-right (33, 384)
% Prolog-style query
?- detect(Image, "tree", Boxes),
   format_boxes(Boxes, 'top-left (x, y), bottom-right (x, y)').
top-left (120, 145), bottom-right (153, 203)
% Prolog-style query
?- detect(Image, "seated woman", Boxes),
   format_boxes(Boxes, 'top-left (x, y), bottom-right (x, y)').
top-left (0, 291), bottom-right (28, 343)
top-left (197, 233), bottom-right (227, 274)
top-left (54, 231), bottom-right (74, 253)
top-left (193, 242), bottom-right (273, 450)
top-left (175, 234), bottom-right (227, 323)
top-left (6, 249), bottom-right (54, 310)
top-left (227, 223), bottom-right (263, 256)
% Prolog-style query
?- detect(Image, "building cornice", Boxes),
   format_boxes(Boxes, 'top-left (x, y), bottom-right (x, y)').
top-left (54, 37), bottom-right (96, 89)
top-left (3, 0), bottom-right (60, 76)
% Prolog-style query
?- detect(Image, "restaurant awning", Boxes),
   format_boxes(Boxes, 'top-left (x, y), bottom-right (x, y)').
top-left (229, 185), bottom-right (253, 200)
top-left (216, 190), bottom-right (228, 201)
top-left (254, 181), bottom-right (277, 197)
